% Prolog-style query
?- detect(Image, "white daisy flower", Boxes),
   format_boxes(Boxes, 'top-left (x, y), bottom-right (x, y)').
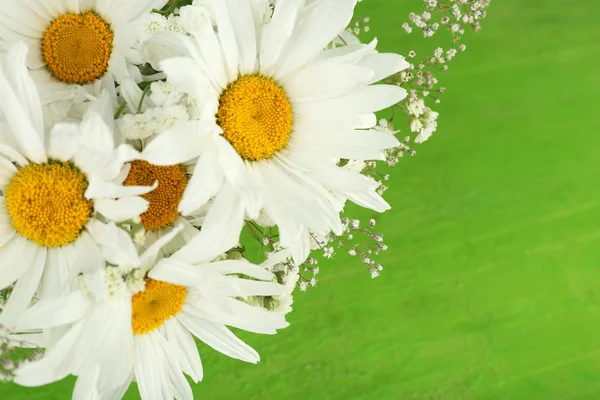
top-left (0, 0), bottom-right (168, 97)
top-left (141, 0), bottom-right (410, 264)
top-left (0, 42), bottom-right (154, 327)
top-left (13, 223), bottom-right (290, 399)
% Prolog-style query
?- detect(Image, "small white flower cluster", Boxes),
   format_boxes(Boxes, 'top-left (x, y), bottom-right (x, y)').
top-left (299, 257), bottom-right (320, 291)
top-left (103, 265), bottom-right (147, 300)
top-left (376, 0), bottom-right (491, 148)
top-left (403, 0), bottom-right (491, 38)
top-left (351, 15), bottom-right (371, 36)
top-left (139, 0), bottom-right (215, 43)
top-left (405, 91), bottom-right (440, 144)
top-left (118, 81), bottom-right (196, 141)
top-left (309, 217), bottom-right (388, 279)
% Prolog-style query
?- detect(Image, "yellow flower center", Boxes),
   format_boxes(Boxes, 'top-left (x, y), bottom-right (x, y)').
top-left (217, 75), bottom-right (293, 161)
top-left (132, 278), bottom-right (187, 336)
top-left (42, 12), bottom-right (114, 85)
top-left (123, 161), bottom-right (188, 231)
top-left (4, 162), bottom-right (92, 248)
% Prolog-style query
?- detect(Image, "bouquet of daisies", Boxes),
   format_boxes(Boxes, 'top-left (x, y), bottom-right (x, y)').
top-left (0, 0), bottom-right (490, 398)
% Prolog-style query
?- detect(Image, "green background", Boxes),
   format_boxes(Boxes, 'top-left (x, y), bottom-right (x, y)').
top-left (3, 0), bottom-right (600, 398)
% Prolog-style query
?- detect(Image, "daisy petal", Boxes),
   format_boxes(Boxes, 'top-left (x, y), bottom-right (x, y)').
top-left (165, 319), bottom-right (203, 383)
top-left (210, 0), bottom-right (240, 81)
top-left (290, 154), bottom-right (391, 212)
top-left (141, 121), bottom-right (217, 166)
top-left (178, 313), bottom-right (260, 363)
top-left (74, 113), bottom-right (115, 176)
top-left (135, 334), bottom-right (166, 400)
top-left (316, 38), bottom-right (378, 63)
top-left (173, 183), bottom-right (244, 265)
top-left (292, 128), bottom-right (400, 161)
top-left (358, 53), bottom-right (410, 84)
top-left (41, 245), bottom-right (82, 298)
top-left (0, 143), bottom-right (28, 166)
top-left (260, 249), bottom-right (293, 269)
top-left (71, 301), bottom-right (133, 389)
top-left (73, 366), bottom-right (100, 400)
top-left (156, 333), bottom-right (193, 400)
top-left (84, 89), bottom-right (116, 133)
top-left (73, 231), bottom-right (105, 274)
top-left (274, 0), bottom-right (357, 79)
top-left (259, 0), bottom-right (302, 74)
top-left (218, 276), bottom-right (289, 297)
top-left (186, 23), bottom-right (229, 90)
top-left (7, 333), bottom-right (45, 349)
top-left (0, 246), bottom-right (46, 328)
top-left (98, 375), bottom-right (133, 400)
top-left (220, 297), bottom-right (289, 333)
top-left (0, 43), bottom-right (46, 164)
top-left (14, 322), bottom-right (84, 387)
top-left (183, 298), bottom-right (287, 335)
top-left (160, 56), bottom-right (217, 104)
top-left (48, 122), bottom-right (81, 162)
top-left (0, 157), bottom-right (17, 188)
top-left (90, 222), bottom-right (139, 267)
top-left (179, 148), bottom-right (224, 216)
top-left (94, 197), bottom-right (149, 222)
top-left (0, 236), bottom-right (38, 291)
top-left (143, 30), bottom-right (190, 72)
top-left (139, 224), bottom-right (185, 269)
top-left (201, 260), bottom-right (275, 281)
top-left (225, 0), bottom-right (256, 75)
top-left (282, 62), bottom-right (373, 103)
top-left (16, 290), bottom-right (91, 331)
top-left (294, 84), bottom-right (407, 118)
top-left (3, 41), bottom-right (45, 143)
top-left (85, 179), bottom-right (156, 200)
top-left (213, 135), bottom-right (262, 218)
top-left (148, 258), bottom-right (205, 287)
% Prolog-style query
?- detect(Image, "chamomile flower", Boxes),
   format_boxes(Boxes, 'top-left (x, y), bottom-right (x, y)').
top-left (141, 0), bottom-right (409, 264)
top-left (0, 0), bottom-right (168, 99)
top-left (0, 42), bottom-right (153, 327)
top-left (13, 223), bottom-right (289, 399)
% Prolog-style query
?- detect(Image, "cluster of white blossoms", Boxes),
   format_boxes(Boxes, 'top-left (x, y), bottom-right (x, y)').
top-left (0, 0), bottom-right (490, 397)
top-left (388, 0), bottom-right (491, 144)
